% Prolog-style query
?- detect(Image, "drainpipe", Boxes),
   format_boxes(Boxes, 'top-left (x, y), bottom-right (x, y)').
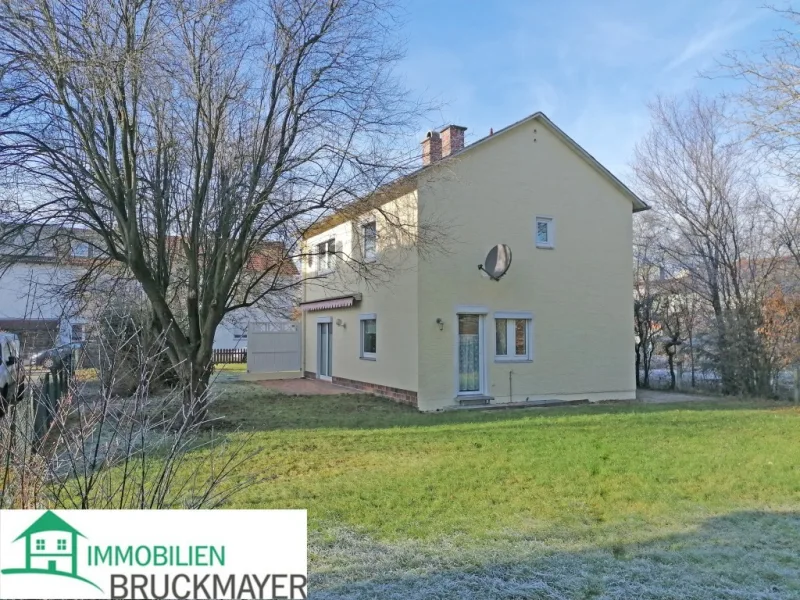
top-left (301, 268), bottom-right (306, 378)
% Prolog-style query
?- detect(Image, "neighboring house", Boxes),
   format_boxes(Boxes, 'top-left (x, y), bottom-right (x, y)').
top-left (0, 233), bottom-right (89, 353)
top-left (0, 228), bottom-right (299, 354)
top-left (300, 112), bottom-right (648, 411)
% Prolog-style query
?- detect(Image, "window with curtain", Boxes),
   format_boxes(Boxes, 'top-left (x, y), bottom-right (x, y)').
top-left (458, 314), bottom-right (481, 392)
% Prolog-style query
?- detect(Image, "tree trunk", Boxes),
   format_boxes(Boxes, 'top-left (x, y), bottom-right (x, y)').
top-left (668, 352), bottom-right (676, 390)
top-left (635, 344), bottom-right (642, 388)
top-left (182, 357), bottom-right (213, 426)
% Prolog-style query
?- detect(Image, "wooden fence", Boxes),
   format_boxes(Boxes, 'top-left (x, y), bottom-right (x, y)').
top-left (212, 348), bottom-right (247, 364)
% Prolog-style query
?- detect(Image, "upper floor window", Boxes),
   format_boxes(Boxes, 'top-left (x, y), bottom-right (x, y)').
top-left (362, 222), bottom-right (377, 261)
top-left (317, 239), bottom-right (335, 272)
top-left (535, 217), bottom-right (554, 249)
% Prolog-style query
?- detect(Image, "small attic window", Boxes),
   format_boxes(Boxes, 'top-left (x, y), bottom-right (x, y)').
top-left (535, 217), bottom-right (554, 249)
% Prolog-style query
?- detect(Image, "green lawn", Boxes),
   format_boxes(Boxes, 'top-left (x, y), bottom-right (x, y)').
top-left (209, 383), bottom-right (800, 599)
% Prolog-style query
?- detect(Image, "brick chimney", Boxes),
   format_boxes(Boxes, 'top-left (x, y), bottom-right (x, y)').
top-left (440, 125), bottom-right (467, 158)
top-left (421, 130), bottom-right (442, 166)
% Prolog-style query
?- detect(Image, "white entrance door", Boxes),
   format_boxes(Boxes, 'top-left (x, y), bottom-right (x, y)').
top-left (457, 314), bottom-right (484, 394)
top-left (317, 322), bottom-right (333, 380)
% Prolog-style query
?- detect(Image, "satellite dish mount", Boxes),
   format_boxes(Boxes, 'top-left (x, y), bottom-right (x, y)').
top-left (478, 244), bottom-right (512, 281)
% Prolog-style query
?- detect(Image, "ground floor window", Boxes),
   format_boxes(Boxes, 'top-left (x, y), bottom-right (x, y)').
top-left (495, 312), bottom-right (532, 361)
top-left (360, 314), bottom-right (377, 359)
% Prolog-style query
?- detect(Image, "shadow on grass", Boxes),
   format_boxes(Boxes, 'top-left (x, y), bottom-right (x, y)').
top-left (311, 510), bottom-right (800, 600)
top-left (211, 382), bottom-right (797, 432)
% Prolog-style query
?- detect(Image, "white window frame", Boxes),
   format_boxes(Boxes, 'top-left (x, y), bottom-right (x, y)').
top-left (362, 221), bottom-right (377, 262)
top-left (359, 313), bottom-right (377, 360)
top-left (453, 305), bottom-right (489, 397)
top-left (535, 216), bottom-right (555, 249)
top-left (494, 311), bottom-right (533, 362)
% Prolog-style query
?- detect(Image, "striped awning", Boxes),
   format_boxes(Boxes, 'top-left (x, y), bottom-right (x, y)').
top-left (299, 293), bottom-right (362, 312)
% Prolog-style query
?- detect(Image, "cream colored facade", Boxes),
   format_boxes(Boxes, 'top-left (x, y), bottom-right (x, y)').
top-left (301, 113), bottom-right (645, 411)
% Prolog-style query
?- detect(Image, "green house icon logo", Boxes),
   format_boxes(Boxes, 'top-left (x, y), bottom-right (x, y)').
top-left (0, 510), bottom-right (101, 591)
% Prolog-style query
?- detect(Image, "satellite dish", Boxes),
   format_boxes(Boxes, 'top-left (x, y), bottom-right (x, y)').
top-left (478, 244), bottom-right (512, 281)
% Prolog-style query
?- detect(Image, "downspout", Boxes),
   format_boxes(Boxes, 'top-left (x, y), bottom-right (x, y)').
top-left (301, 253), bottom-right (306, 377)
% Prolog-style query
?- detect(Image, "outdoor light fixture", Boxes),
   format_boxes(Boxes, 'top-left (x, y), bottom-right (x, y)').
top-left (436, 318), bottom-right (444, 331)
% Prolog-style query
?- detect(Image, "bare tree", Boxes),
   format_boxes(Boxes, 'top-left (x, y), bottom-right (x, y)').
top-left (633, 93), bottom-right (780, 395)
top-left (0, 0), bottom-right (434, 421)
top-left (633, 212), bottom-right (664, 388)
top-left (0, 313), bottom-right (258, 510)
top-left (725, 7), bottom-right (800, 188)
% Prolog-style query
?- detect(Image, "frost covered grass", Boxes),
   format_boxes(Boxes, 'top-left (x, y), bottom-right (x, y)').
top-left (212, 384), bottom-right (800, 598)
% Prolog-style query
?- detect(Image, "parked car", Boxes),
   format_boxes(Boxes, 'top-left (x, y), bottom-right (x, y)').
top-left (29, 342), bottom-right (83, 369)
top-left (0, 332), bottom-right (25, 417)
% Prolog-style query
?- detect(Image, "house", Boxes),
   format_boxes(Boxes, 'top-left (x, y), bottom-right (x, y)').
top-left (0, 227), bottom-right (299, 355)
top-left (12, 510), bottom-right (83, 575)
top-left (0, 229), bottom-right (91, 353)
top-left (300, 112), bottom-right (648, 411)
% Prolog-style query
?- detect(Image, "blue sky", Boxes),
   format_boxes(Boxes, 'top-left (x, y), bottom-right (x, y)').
top-left (399, 0), bottom-right (783, 179)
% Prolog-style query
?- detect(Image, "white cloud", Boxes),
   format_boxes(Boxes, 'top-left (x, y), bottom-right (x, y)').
top-left (664, 14), bottom-right (758, 72)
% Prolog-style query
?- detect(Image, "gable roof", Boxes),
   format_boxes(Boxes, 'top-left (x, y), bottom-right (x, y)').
top-left (14, 511), bottom-right (85, 541)
top-left (305, 111), bottom-right (649, 239)
top-left (470, 112), bottom-right (649, 212)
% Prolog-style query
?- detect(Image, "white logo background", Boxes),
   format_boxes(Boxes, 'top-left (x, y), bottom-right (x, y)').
top-left (0, 510), bottom-right (307, 600)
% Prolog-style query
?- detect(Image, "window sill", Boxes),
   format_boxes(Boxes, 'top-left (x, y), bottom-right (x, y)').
top-left (455, 395), bottom-right (493, 406)
top-left (535, 244), bottom-right (554, 250)
top-left (360, 355), bottom-right (377, 361)
top-left (495, 357), bottom-right (533, 363)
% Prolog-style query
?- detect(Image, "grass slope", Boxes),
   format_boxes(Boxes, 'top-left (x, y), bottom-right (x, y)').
top-left (209, 383), bottom-right (800, 599)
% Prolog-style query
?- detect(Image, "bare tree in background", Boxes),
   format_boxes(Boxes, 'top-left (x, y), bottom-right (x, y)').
top-left (633, 94), bottom-right (780, 395)
top-left (724, 6), bottom-right (800, 271)
top-left (0, 0), bottom-right (436, 421)
top-left (633, 212), bottom-right (664, 388)
top-left (723, 6), bottom-right (800, 398)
